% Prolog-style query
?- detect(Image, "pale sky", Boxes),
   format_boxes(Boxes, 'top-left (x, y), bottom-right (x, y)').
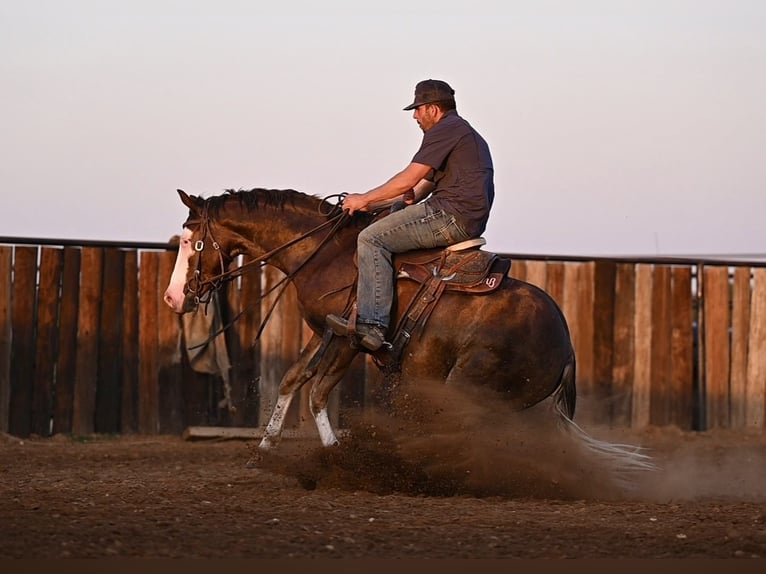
top-left (1, 0), bottom-right (764, 257)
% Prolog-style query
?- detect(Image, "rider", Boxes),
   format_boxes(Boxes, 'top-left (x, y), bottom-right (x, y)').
top-left (327, 79), bottom-right (495, 351)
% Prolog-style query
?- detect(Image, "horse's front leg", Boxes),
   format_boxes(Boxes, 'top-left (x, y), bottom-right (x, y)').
top-left (258, 334), bottom-right (323, 450)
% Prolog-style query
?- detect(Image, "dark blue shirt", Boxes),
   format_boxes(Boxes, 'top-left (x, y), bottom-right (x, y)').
top-left (412, 110), bottom-right (494, 237)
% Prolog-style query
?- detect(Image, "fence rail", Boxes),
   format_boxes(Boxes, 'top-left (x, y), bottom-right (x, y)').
top-left (1, 237), bottom-right (765, 437)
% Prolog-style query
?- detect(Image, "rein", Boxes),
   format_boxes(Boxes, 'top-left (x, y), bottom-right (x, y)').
top-left (185, 195), bottom-right (350, 350)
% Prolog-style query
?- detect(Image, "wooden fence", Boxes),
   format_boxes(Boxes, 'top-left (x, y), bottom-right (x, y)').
top-left (1, 238), bottom-right (765, 437)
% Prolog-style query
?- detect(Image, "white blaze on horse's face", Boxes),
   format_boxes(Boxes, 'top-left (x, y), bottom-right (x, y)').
top-left (164, 227), bottom-right (195, 313)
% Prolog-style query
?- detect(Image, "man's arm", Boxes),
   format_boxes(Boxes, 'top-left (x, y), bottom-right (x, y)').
top-left (342, 162), bottom-right (431, 215)
top-left (365, 178), bottom-right (436, 212)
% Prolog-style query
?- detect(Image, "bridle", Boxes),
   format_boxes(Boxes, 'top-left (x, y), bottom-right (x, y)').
top-left (185, 201), bottom-right (228, 306)
top-left (182, 193), bottom-right (350, 347)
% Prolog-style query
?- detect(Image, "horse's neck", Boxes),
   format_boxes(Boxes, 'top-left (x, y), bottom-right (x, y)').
top-left (235, 204), bottom-right (341, 276)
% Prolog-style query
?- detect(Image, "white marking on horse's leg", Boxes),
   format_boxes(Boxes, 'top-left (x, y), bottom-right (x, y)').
top-left (258, 393), bottom-right (294, 450)
top-left (314, 408), bottom-right (339, 447)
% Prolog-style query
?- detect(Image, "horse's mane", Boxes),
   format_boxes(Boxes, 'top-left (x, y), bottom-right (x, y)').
top-left (202, 188), bottom-right (320, 215)
top-left (202, 187), bottom-right (370, 227)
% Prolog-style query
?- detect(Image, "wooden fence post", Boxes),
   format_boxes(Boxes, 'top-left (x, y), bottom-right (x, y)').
top-left (524, 260), bottom-right (547, 290)
top-left (729, 267), bottom-right (751, 428)
top-left (72, 247), bottom-right (104, 436)
top-left (563, 262), bottom-right (596, 419)
top-left (95, 248), bottom-right (126, 433)
top-left (121, 250), bottom-right (139, 434)
top-left (632, 264), bottom-right (653, 428)
top-left (259, 267), bottom-right (304, 428)
top-left (670, 266), bottom-right (693, 429)
top-left (649, 265), bottom-right (672, 426)
top-left (232, 261), bottom-right (262, 427)
top-left (508, 259), bottom-right (526, 281)
top-left (31, 247), bottom-right (63, 436)
top-left (0, 246), bottom-right (12, 433)
top-left (546, 262), bottom-right (565, 308)
top-left (592, 261), bottom-right (616, 425)
top-left (158, 250), bottom-right (184, 434)
top-left (703, 266), bottom-right (731, 429)
top-left (611, 263), bottom-right (636, 426)
top-left (53, 247), bottom-right (81, 434)
top-left (745, 267), bottom-right (766, 427)
top-left (138, 251), bottom-right (160, 434)
top-left (9, 246), bottom-right (38, 437)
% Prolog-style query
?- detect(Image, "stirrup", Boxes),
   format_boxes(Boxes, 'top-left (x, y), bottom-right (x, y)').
top-left (326, 314), bottom-right (352, 336)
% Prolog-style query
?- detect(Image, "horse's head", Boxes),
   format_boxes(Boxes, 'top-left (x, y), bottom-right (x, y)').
top-left (164, 189), bottom-right (237, 313)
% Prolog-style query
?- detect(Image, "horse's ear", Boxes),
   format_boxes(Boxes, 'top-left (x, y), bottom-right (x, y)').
top-left (177, 189), bottom-right (201, 213)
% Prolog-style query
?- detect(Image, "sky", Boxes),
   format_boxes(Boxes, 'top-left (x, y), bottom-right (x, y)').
top-left (1, 0), bottom-right (764, 258)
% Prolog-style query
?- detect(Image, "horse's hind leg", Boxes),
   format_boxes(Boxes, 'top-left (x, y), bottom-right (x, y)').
top-left (258, 334), bottom-right (323, 450)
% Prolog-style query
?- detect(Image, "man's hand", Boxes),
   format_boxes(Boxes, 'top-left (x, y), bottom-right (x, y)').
top-left (341, 193), bottom-right (369, 215)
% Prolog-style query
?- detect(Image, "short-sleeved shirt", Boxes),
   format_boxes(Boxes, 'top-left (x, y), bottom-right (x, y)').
top-left (412, 110), bottom-right (494, 238)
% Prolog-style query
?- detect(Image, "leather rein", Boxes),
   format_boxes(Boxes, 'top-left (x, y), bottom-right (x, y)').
top-left (184, 194), bottom-right (349, 349)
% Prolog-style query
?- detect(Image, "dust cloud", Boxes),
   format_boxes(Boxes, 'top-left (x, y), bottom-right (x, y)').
top-left (252, 378), bottom-right (724, 501)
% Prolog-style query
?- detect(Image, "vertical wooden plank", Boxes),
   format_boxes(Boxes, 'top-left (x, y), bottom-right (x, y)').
top-left (669, 266), bottom-right (694, 430)
top-left (507, 259), bottom-right (526, 281)
top-left (53, 247), bottom-right (81, 435)
top-left (525, 260), bottom-right (547, 290)
top-left (138, 251), bottom-right (160, 434)
top-left (0, 246), bottom-right (13, 433)
top-left (95, 248), bottom-right (125, 433)
top-left (611, 263), bottom-right (635, 426)
top-left (235, 263), bottom-right (262, 426)
top-left (259, 267), bottom-right (303, 428)
top-left (592, 261), bottom-right (615, 424)
top-left (632, 264), bottom-right (653, 428)
top-left (546, 262), bottom-right (565, 309)
top-left (563, 263), bottom-right (595, 418)
top-left (31, 247), bottom-right (63, 436)
top-left (216, 259), bottom-right (250, 428)
top-left (729, 266), bottom-right (751, 428)
top-left (649, 265), bottom-right (672, 426)
top-left (9, 246), bottom-right (38, 437)
top-left (121, 250), bottom-right (139, 434)
top-left (298, 321), bottom-right (316, 430)
top-left (278, 281), bottom-right (304, 429)
top-left (703, 266), bottom-right (730, 429)
top-left (72, 247), bottom-right (103, 436)
top-left (158, 250), bottom-right (184, 434)
top-left (745, 268), bottom-right (766, 427)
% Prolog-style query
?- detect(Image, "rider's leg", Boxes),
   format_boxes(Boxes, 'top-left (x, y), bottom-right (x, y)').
top-left (355, 201), bottom-right (471, 329)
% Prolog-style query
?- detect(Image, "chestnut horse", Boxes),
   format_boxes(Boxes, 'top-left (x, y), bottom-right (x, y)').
top-left (164, 188), bottom-right (653, 482)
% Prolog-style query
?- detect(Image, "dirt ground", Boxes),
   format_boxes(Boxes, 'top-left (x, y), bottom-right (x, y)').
top-left (2, 385), bottom-right (766, 559)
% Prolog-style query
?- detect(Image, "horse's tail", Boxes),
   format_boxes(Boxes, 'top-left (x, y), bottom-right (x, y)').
top-left (553, 350), bottom-right (577, 420)
top-left (552, 351), bottom-right (656, 490)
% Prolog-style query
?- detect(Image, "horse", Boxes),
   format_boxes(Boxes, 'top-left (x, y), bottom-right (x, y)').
top-left (163, 188), bottom-right (654, 485)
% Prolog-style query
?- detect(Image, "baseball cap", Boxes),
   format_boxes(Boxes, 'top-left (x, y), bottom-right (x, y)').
top-left (403, 79), bottom-right (455, 111)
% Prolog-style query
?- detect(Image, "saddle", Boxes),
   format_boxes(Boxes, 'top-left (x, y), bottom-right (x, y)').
top-left (394, 237), bottom-right (510, 294)
top-left (312, 237), bottom-right (512, 376)
top-left (356, 238), bottom-right (511, 369)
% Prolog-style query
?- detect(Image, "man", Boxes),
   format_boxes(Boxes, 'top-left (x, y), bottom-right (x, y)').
top-left (327, 79), bottom-right (495, 351)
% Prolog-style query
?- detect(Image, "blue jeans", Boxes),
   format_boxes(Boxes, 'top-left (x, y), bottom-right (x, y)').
top-left (356, 201), bottom-right (471, 329)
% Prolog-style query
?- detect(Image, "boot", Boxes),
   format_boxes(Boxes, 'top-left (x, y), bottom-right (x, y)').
top-left (326, 314), bottom-right (388, 351)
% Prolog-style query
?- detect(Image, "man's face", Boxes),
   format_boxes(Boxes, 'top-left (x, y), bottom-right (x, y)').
top-left (413, 104), bottom-right (439, 132)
